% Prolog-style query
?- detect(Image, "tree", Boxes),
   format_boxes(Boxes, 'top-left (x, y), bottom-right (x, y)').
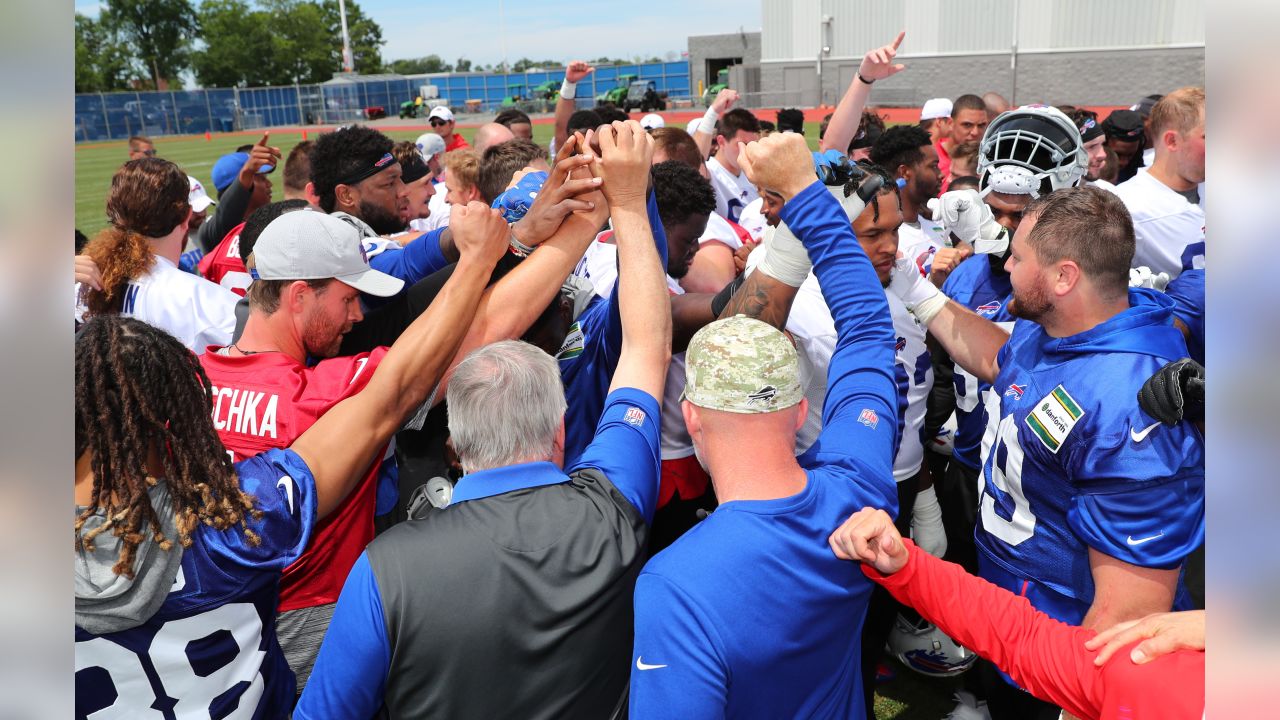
top-left (191, 0), bottom-right (279, 87)
top-left (455, 57), bottom-right (472, 72)
top-left (387, 55), bottom-right (451, 75)
top-left (76, 13), bottom-right (139, 92)
top-left (102, 0), bottom-right (198, 89)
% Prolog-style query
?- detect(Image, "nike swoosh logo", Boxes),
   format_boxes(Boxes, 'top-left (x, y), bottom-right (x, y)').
top-left (277, 476), bottom-right (295, 515)
top-left (1127, 533), bottom-right (1164, 546)
top-left (1130, 421), bottom-right (1161, 443)
top-left (636, 657), bottom-right (667, 671)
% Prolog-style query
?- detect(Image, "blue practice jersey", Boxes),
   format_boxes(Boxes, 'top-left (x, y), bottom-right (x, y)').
top-left (75, 449), bottom-right (318, 720)
top-left (629, 182), bottom-right (899, 719)
top-left (559, 191), bottom-right (667, 466)
top-left (1165, 268), bottom-right (1204, 365)
top-left (976, 289), bottom-right (1205, 627)
top-left (942, 255), bottom-right (1016, 471)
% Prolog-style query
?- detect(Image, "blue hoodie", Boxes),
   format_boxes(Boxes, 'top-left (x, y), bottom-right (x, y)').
top-left (975, 288), bottom-right (1204, 629)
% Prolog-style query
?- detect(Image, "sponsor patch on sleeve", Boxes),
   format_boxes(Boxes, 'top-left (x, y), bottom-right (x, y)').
top-left (555, 321), bottom-right (585, 361)
top-left (1024, 384), bottom-right (1084, 453)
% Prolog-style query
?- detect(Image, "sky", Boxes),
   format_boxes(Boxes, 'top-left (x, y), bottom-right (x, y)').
top-left (74, 0), bottom-right (763, 68)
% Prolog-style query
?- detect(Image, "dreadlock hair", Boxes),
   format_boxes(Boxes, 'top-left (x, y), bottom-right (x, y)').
top-left (81, 158), bottom-right (191, 317)
top-left (847, 160), bottom-right (900, 223)
top-left (75, 316), bottom-right (261, 578)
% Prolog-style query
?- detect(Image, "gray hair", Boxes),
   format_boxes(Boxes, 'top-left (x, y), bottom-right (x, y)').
top-left (446, 340), bottom-right (567, 474)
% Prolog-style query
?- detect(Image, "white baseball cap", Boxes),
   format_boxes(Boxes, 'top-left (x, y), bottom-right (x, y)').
top-left (640, 113), bottom-right (665, 130)
top-left (253, 209), bottom-right (405, 297)
top-left (428, 106), bottom-right (455, 123)
top-left (188, 175), bottom-right (216, 212)
top-left (920, 98), bottom-right (953, 121)
top-left (415, 132), bottom-right (447, 163)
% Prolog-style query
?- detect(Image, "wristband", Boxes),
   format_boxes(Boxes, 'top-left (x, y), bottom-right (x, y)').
top-left (560, 80), bottom-right (577, 100)
top-left (700, 107), bottom-right (720, 134)
top-left (856, 73), bottom-right (874, 85)
top-left (756, 221), bottom-right (812, 288)
top-left (710, 275), bottom-right (745, 318)
top-left (508, 223), bottom-right (535, 257)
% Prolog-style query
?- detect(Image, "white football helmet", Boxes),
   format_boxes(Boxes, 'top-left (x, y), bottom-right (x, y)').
top-left (977, 104), bottom-right (1087, 198)
top-left (887, 613), bottom-right (977, 677)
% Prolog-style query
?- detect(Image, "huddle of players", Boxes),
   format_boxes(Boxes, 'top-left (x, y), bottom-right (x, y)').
top-left (74, 32), bottom-right (1206, 720)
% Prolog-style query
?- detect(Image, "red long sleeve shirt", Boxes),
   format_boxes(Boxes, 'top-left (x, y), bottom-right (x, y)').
top-left (864, 540), bottom-right (1204, 720)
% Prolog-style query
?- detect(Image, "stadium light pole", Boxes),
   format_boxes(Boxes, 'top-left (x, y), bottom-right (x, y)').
top-left (338, 0), bottom-right (355, 73)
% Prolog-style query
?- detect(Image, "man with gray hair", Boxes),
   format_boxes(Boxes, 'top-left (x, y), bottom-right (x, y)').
top-left (629, 132), bottom-right (900, 717)
top-left (296, 121), bottom-right (672, 719)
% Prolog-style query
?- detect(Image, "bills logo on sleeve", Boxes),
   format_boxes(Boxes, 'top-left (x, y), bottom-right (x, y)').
top-left (1004, 383), bottom-right (1025, 400)
top-left (1025, 384), bottom-right (1084, 453)
top-left (976, 301), bottom-right (1003, 317)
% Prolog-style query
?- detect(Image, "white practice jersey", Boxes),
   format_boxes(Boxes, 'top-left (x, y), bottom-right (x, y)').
top-left (74, 255), bottom-right (239, 352)
top-left (897, 222), bottom-right (940, 278)
top-left (747, 245), bottom-right (932, 480)
top-left (705, 157), bottom-right (758, 224)
top-left (734, 197), bottom-right (768, 242)
top-left (1113, 168), bottom-right (1205, 278)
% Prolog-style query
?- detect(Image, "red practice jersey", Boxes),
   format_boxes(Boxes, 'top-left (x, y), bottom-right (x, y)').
top-left (198, 222), bottom-right (252, 296)
top-left (199, 347), bottom-right (389, 612)
top-left (865, 540), bottom-right (1205, 720)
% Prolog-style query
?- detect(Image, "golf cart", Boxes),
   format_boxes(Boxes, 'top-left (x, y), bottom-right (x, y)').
top-left (594, 74), bottom-right (637, 107)
top-left (622, 80), bottom-right (667, 113)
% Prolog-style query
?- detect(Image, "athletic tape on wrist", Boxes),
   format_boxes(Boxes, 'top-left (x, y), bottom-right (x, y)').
top-left (701, 107), bottom-right (720, 133)
top-left (757, 221), bottom-right (811, 288)
top-left (560, 80), bottom-right (577, 100)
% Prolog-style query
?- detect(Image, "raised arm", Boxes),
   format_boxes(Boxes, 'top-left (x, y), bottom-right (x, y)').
top-left (694, 89), bottom-right (738, 161)
top-left (289, 203), bottom-right (508, 517)
top-left (597, 121), bottom-right (671, 400)
top-left (820, 32), bottom-right (905, 154)
top-left (554, 61), bottom-right (594, 152)
top-left (888, 260), bottom-right (1009, 384)
top-left (197, 132), bottom-right (280, 252)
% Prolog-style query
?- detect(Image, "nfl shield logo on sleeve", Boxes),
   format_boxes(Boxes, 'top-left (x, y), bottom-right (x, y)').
top-left (858, 408), bottom-right (879, 429)
top-left (624, 407), bottom-right (646, 427)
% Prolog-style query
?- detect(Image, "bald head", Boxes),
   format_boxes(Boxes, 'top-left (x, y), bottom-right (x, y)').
top-left (983, 92), bottom-right (1010, 120)
top-left (474, 123), bottom-right (516, 154)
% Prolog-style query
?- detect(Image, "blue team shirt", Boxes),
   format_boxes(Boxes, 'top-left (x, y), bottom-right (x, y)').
top-left (629, 182), bottom-right (900, 719)
top-left (1164, 268), bottom-right (1204, 365)
top-left (295, 388), bottom-right (662, 719)
top-left (976, 288), bottom-right (1205, 626)
top-left (559, 191), bottom-right (667, 466)
top-left (942, 255), bottom-right (1016, 471)
top-left (75, 448), bottom-right (318, 720)
top-left (361, 227), bottom-right (451, 307)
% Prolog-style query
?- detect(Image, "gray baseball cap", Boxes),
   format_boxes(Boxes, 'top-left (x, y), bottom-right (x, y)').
top-left (252, 209), bottom-right (405, 297)
top-left (682, 315), bottom-right (803, 414)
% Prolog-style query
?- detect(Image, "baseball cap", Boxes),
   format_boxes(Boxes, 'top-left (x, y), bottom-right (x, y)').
top-left (1130, 94), bottom-right (1163, 118)
top-left (1101, 109), bottom-right (1145, 142)
top-left (188, 175), bottom-right (216, 212)
top-left (428, 106), bottom-right (455, 123)
top-left (640, 113), bottom-right (665, 130)
top-left (920, 98), bottom-right (953, 121)
top-left (682, 315), bottom-right (803, 414)
top-left (415, 132), bottom-right (447, 163)
top-left (252, 209), bottom-right (405, 297)
top-left (211, 152), bottom-right (273, 193)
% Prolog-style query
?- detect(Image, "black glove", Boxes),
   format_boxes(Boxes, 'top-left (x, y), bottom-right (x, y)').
top-left (1137, 358), bottom-right (1205, 426)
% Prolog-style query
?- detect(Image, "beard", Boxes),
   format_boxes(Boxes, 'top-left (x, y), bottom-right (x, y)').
top-left (1008, 278), bottom-right (1054, 324)
top-left (359, 199), bottom-right (406, 235)
top-left (302, 306), bottom-right (349, 359)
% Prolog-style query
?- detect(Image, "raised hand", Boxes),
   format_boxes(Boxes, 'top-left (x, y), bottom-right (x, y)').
top-left (239, 131), bottom-right (281, 185)
top-left (710, 88), bottom-right (740, 115)
top-left (565, 60), bottom-right (595, 83)
top-left (829, 508), bottom-right (910, 575)
top-left (738, 132), bottom-right (818, 202)
top-left (858, 31), bottom-right (906, 82)
top-left (511, 133), bottom-right (602, 247)
top-left (928, 245), bottom-right (973, 288)
top-left (1137, 357), bottom-right (1205, 426)
top-left (449, 201), bottom-right (510, 267)
top-left (593, 120), bottom-right (654, 211)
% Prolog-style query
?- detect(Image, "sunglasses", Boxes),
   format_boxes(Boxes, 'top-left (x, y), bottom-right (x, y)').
top-left (138, 149), bottom-right (157, 156)
top-left (429, 119), bottom-right (448, 127)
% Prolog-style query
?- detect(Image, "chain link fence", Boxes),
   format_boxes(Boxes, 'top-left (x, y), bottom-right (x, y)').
top-left (75, 62), bottom-right (692, 143)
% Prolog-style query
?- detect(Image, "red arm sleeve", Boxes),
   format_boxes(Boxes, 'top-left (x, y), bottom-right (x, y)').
top-left (864, 539), bottom-right (1103, 719)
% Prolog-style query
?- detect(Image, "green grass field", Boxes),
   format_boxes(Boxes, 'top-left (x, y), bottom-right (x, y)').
top-left (74, 122), bottom-right (956, 718)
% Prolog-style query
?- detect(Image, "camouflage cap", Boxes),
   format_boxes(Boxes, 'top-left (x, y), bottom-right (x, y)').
top-left (683, 315), bottom-right (803, 414)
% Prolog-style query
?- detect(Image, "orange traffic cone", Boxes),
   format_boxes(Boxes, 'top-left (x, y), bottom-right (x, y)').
top-left (205, 131), bottom-right (211, 141)
top-left (302, 130), bottom-right (308, 140)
